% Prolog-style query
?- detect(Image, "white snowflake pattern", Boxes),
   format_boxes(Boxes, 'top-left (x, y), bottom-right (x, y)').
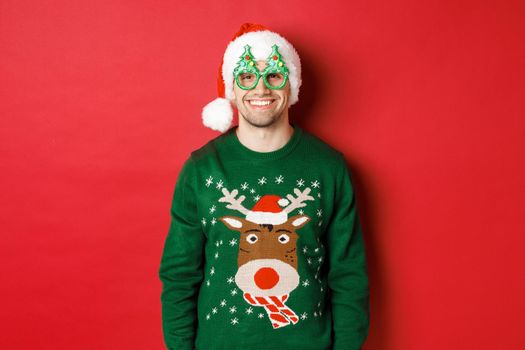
top-left (257, 177), bottom-right (267, 185)
top-left (314, 311), bottom-right (318, 317)
top-left (300, 312), bottom-right (308, 320)
top-left (230, 288), bottom-right (238, 296)
top-left (220, 240), bottom-right (223, 245)
top-left (201, 218), bottom-right (207, 226)
top-left (227, 276), bottom-right (235, 284)
top-left (212, 307), bottom-right (218, 314)
top-left (229, 238), bottom-right (237, 246)
top-left (210, 267), bottom-right (215, 275)
top-left (296, 179), bottom-right (305, 187)
top-left (229, 306), bottom-right (237, 314)
top-left (206, 279), bottom-right (210, 287)
top-left (220, 299), bottom-right (227, 307)
top-left (316, 209), bottom-right (323, 217)
top-left (318, 256), bottom-right (323, 263)
top-left (216, 179), bottom-right (224, 190)
top-left (206, 313), bottom-right (211, 320)
top-left (317, 192), bottom-right (322, 198)
top-left (231, 317), bottom-right (239, 325)
top-left (307, 258), bottom-right (312, 265)
top-left (318, 220), bottom-right (323, 227)
top-left (302, 246), bottom-right (308, 254)
top-left (241, 182), bottom-right (249, 190)
top-left (317, 301), bottom-right (321, 307)
top-left (302, 279), bottom-right (310, 287)
top-left (250, 188), bottom-right (256, 194)
top-left (205, 176), bottom-right (213, 187)
top-left (253, 195), bottom-right (261, 202)
top-left (314, 247), bottom-right (319, 253)
top-left (211, 217), bottom-right (217, 226)
top-left (311, 180), bottom-right (320, 189)
top-left (214, 252), bottom-right (219, 259)
top-left (275, 175), bottom-right (284, 184)
top-left (215, 241), bottom-right (220, 247)
top-left (209, 205), bottom-right (216, 214)
top-left (245, 307), bottom-right (253, 314)
top-left (298, 209), bottom-right (304, 215)
top-left (258, 313), bottom-right (265, 319)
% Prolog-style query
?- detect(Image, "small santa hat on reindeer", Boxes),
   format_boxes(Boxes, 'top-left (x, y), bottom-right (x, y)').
top-left (202, 23), bottom-right (302, 132)
top-left (245, 195), bottom-right (290, 225)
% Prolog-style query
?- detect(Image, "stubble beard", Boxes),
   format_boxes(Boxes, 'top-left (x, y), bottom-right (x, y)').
top-left (239, 110), bottom-right (282, 128)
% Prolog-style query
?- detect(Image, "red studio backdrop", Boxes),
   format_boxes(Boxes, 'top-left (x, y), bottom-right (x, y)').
top-left (1, 1), bottom-right (524, 349)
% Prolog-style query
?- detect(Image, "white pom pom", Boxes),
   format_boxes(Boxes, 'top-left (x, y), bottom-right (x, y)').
top-left (202, 98), bottom-right (234, 132)
top-left (278, 198), bottom-right (289, 207)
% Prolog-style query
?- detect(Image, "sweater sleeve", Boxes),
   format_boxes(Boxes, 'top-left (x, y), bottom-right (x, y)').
top-left (325, 155), bottom-right (370, 350)
top-left (159, 157), bottom-right (204, 350)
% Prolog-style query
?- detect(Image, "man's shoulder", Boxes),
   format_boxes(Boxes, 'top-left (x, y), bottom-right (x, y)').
top-left (300, 128), bottom-right (345, 165)
top-left (187, 129), bottom-right (232, 163)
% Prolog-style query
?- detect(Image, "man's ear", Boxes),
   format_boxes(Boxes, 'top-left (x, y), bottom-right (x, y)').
top-left (232, 83), bottom-right (238, 99)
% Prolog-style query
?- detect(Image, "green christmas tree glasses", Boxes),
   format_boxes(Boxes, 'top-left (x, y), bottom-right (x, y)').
top-left (233, 44), bottom-right (290, 90)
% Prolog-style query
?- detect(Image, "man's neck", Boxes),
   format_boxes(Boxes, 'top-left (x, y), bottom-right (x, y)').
top-left (235, 117), bottom-right (294, 153)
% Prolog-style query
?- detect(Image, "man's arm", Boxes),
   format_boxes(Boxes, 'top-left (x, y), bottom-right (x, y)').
top-left (325, 155), bottom-right (370, 350)
top-left (159, 157), bottom-right (204, 350)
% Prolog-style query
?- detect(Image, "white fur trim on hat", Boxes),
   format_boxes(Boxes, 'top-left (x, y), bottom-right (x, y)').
top-left (222, 30), bottom-right (302, 106)
top-left (202, 97), bottom-right (234, 132)
top-left (245, 210), bottom-right (288, 225)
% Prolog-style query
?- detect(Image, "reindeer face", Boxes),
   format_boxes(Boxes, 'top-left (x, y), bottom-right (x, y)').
top-left (219, 215), bottom-right (310, 296)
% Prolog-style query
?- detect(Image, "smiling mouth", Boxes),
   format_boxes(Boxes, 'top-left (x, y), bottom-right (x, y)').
top-left (246, 99), bottom-right (276, 110)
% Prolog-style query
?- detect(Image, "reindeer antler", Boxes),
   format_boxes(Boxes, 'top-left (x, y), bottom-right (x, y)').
top-left (283, 187), bottom-right (315, 214)
top-left (218, 188), bottom-right (250, 215)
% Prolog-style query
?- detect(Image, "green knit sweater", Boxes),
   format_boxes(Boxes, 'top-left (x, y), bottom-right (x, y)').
top-left (159, 124), bottom-right (370, 350)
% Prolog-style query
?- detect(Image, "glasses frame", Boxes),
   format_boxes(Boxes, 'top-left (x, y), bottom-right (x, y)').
top-left (235, 70), bottom-right (288, 90)
top-left (233, 44), bottom-right (290, 91)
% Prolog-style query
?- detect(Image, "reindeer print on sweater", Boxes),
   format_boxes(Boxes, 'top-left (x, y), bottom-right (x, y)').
top-left (199, 173), bottom-right (327, 330)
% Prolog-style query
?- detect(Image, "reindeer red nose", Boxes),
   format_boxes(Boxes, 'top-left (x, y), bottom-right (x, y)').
top-left (254, 267), bottom-right (279, 289)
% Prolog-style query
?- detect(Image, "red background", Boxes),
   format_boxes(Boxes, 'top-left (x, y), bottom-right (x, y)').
top-left (1, 1), bottom-right (524, 349)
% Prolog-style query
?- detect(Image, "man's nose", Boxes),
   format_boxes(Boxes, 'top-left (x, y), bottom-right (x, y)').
top-left (253, 76), bottom-right (270, 94)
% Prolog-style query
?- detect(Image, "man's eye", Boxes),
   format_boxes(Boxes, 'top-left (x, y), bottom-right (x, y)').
top-left (268, 74), bottom-right (278, 79)
top-left (242, 74), bottom-right (253, 80)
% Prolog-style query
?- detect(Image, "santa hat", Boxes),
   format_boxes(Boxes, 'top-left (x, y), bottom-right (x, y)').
top-left (202, 23), bottom-right (302, 132)
top-left (245, 194), bottom-right (290, 225)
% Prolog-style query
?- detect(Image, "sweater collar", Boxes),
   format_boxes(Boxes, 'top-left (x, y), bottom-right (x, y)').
top-left (225, 123), bottom-right (303, 161)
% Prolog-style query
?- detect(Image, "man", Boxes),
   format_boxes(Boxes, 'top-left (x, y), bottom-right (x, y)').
top-left (159, 23), bottom-right (370, 350)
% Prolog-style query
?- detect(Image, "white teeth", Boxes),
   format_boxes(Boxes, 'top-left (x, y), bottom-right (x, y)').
top-left (249, 100), bottom-right (272, 106)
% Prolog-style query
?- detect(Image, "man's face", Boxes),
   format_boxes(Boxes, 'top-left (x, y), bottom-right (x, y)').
top-left (232, 60), bottom-right (291, 128)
